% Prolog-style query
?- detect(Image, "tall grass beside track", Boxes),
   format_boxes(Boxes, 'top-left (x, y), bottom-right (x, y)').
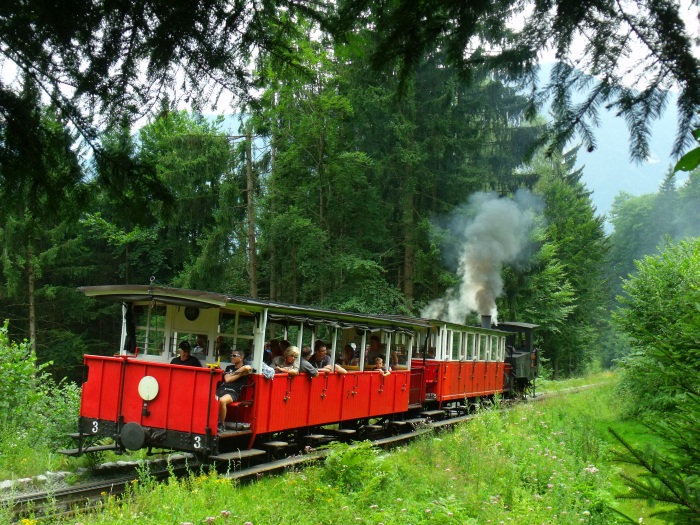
top-left (47, 373), bottom-right (660, 525)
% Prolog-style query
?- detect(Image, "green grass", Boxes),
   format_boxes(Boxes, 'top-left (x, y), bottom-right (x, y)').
top-left (46, 373), bottom-right (668, 525)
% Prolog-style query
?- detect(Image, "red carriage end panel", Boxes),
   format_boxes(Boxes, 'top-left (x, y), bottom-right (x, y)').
top-left (80, 356), bottom-right (126, 421)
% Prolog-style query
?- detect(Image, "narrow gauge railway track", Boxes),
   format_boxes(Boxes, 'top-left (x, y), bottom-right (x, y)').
top-left (8, 385), bottom-right (605, 523)
top-left (8, 410), bottom-right (478, 523)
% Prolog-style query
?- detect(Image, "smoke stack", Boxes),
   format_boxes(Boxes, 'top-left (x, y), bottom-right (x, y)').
top-left (481, 315), bottom-right (492, 329)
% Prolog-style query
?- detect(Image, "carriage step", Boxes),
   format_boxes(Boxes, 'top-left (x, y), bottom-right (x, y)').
top-left (209, 449), bottom-right (266, 462)
top-left (261, 441), bottom-right (289, 449)
top-left (58, 444), bottom-right (118, 457)
top-left (420, 409), bottom-right (445, 418)
top-left (403, 418), bottom-right (428, 426)
top-left (68, 432), bottom-right (88, 439)
top-left (303, 434), bottom-right (332, 442)
top-left (360, 424), bottom-right (383, 431)
top-left (331, 428), bottom-right (357, 436)
top-left (225, 422), bottom-right (251, 430)
top-left (218, 429), bottom-right (253, 438)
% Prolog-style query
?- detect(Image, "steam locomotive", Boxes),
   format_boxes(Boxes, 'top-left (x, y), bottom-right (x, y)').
top-left (62, 284), bottom-right (538, 463)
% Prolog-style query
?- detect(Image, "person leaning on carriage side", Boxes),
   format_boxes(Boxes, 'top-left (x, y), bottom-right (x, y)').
top-left (274, 346), bottom-right (300, 376)
top-left (170, 340), bottom-right (202, 367)
top-left (373, 357), bottom-right (391, 377)
top-left (312, 341), bottom-right (347, 374)
top-left (216, 351), bottom-right (252, 432)
top-left (299, 346), bottom-right (319, 377)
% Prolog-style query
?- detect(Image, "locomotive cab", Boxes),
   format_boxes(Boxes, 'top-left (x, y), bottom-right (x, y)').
top-left (498, 322), bottom-right (540, 398)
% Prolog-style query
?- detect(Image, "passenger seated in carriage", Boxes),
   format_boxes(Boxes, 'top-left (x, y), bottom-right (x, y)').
top-left (341, 343), bottom-right (359, 366)
top-left (311, 341), bottom-right (347, 374)
top-left (299, 346), bottom-right (319, 377)
top-left (170, 340), bottom-right (202, 367)
top-left (216, 351), bottom-right (252, 432)
top-left (366, 334), bottom-right (382, 364)
top-left (373, 357), bottom-right (391, 376)
top-left (274, 346), bottom-right (300, 375)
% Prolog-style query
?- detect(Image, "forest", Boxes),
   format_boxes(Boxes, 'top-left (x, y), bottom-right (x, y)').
top-left (0, 0), bottom-right (699, 383)
top-left (1, 1), bottom-right (699, 521)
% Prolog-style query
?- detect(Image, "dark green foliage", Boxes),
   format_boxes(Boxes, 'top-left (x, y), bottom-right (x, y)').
top-left (611, 238), bottom-right (700, 523)
top-left (501, 147), bottom-right (607, 377)
top-left (614, 237), bottom-right (700, 415)
top-left (330, 0), bottom-right (700, 162)
top-left (0, 0), bottom-right (310, 142)
top-left (0, 321), bottom-right (81, 451)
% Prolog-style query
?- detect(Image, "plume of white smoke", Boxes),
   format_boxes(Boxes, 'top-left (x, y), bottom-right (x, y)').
top-left (422, 190), bottom-right (541, 325)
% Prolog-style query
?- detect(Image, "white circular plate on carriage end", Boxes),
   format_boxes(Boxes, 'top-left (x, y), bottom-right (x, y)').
top-left (138, 376), bottom-right (159, 401)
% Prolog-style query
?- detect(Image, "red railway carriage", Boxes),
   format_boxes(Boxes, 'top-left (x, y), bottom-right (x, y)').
top-left (66, 284), bottom-right (534, 460)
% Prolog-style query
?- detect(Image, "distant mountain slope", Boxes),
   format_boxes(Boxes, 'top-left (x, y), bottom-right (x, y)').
top-left (538, 62), bottom-right (682, 224)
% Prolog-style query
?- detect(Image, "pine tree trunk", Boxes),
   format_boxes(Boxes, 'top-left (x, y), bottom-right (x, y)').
top-left (27, 244), bottom-right (37, 353)
top-left (402, 177), bottom-right (416, 300)
top-left (269, 145), bottom-right (277, 301)
top-left (246, 125), bottom-right (258, 299)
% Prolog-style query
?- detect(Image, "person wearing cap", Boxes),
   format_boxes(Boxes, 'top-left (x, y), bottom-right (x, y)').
top-left (274, 346), bottom-right (300, 376)
top-left (170, 340), bottom-right (202, 367)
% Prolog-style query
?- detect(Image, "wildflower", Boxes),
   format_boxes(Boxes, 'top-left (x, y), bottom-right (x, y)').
top-left (396, 498), bottom-right (403, 502)
top-left (221, 510), bottom-right (231, 518)
top-left (181, 523), bottom-right (194, 525)
top-left (245, 522), bottom-right (253, 525)
top-left (401, 509), bottom-right (407, 513)
top-left (448, 512), bottom-right (453, 517)
top-left (370, 504), bottom-right (378, 509)
top-left (582, 511), bottom-right (590, 516)
top-left (426, 509), bottom-right (431, 513)
top-left (584, 466), bottom-right (599, 474)
top-left (547, 484), bottom-right (554, 489)
top-left (203, 518), bottom-right (217, 524)
top-left (342, 506), bottom-right (348, 510)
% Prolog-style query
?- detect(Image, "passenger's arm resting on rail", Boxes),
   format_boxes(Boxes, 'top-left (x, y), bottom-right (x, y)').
top-left (225, 365), bottom-right (252, 382)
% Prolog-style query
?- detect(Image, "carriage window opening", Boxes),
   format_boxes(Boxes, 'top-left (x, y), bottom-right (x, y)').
top-left (489, 336), bottom-right (497, 361)
top-left (133, 304), bottom-right (166, 356)
top-left (219, 312), bottom-right (254, 352)
top-left (214, 335), bottom-right (235, 359)
top-left (301, 325), bottom-right (313, 349)
top-left (451, 331), bottom-right (461, 360)
top-left (479, 335), bottom-right (488, 361)
top-left (499, 337), bottom-right (506, 361)
top-left (286, 325), bottom-right (301, 347)
top-left (266, 322), bottom-right (287, 344)
top-left (392, 333), bottom-right (408, 367)
top-left (466, 333), bottom-right (475, 360)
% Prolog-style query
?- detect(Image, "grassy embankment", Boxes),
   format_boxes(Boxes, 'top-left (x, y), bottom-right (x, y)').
top-left (14, 371), bottom-right (664, 525)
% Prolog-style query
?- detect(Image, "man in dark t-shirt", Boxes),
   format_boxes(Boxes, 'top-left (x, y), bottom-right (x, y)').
top-left (216, 351), bottom-right (252, 432)
top-left (170, 341), bottom-right (202, 367)
top-left (311, 342), bottom-right (333, 373)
